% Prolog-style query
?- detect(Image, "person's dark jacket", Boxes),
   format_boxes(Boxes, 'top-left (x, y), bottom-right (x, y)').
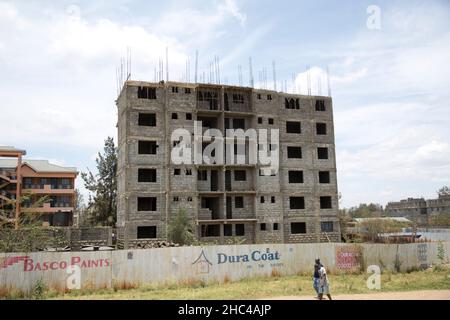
top-left (313, 263), bottom-right (322, 278)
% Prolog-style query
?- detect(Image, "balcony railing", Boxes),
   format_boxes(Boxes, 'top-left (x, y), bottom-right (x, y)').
top-left (23, 184), bottom-right (73, 190)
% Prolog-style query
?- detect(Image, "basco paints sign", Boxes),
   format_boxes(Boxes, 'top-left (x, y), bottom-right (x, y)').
top-left (0, 255), bottom-right (110, 272)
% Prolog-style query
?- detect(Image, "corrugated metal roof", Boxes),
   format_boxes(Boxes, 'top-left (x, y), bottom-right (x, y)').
top-left (354, 217), bottom-right (411, 223)
top-left (0, 146), bottom-right (26, 154)
top-left (0, 159), bottom-right (77, 173)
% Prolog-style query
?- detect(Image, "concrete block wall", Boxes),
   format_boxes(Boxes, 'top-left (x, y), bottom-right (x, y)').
top-left (228, 168), bottom-right (254, 191)
top-left (228, 194), bottom-right (255, 219)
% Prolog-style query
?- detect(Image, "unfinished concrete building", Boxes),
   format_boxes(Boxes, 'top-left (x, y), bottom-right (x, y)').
top-left (386, 195), bottom-right (450, 226)
top-left (116, 81), bottom-right (341, 246)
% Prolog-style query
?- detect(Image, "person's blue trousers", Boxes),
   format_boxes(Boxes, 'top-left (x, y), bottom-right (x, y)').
top-left (313, 277), bottom-right (320, 295)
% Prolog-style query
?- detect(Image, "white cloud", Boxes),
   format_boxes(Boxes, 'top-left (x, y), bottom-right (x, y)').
top-left (321, 2), bottom-right (450, 207)
top-left (0, 2), bottom-right (198, 149)
top-left (218, 0), bottom-right (247, 26)
top-left (290, 65), bottom-right (368, 96)
top-left (153, 0), bottom-right (247, 44)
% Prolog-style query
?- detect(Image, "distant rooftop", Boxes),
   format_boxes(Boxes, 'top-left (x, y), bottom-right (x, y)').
top-left (0, 159), bottom-right (77, 173)
top-left (0, 146), bottom-right (26, 155)
top-left (354, 217), bottom-right (412, 223)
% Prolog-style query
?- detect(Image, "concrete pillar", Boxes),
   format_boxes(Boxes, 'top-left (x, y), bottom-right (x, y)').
top-left (14, 154), bottom-right (22, 230)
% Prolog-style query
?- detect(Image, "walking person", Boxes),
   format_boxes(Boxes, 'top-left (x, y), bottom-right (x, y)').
top-left (318, 264), bottom-right (332, 300)
top-left (313, 258), bottom-right (322, 298)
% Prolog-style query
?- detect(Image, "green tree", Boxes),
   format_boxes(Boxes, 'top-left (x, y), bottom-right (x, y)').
top-left (337, 193), bottom-right (352, 242)
top-left (348, 203), bottom-right (384, 218)
top-left (167, 209), bottom-right (195, 245)
top-left (338, 209), bottom-right (352, 242)
top-left (72, 189), bottom-right (86, 227)
top-left (81, 137), bottom-right (117, 226)
top-left (0, 193), bottom-right (68, 252)
top-left (438, 186), bottom-right (450, 197)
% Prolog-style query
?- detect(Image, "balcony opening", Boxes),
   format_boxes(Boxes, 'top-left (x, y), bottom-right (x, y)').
top-left (201, 197), bottom-right (220, 219)
top-left (224, 89), bottom-right (251, 112)
top-left (198, 170), bottom-right (207, 181)
top-left (291, 222), bottom-right (306, 234)
top-left (226, 196), bottom-right (232, 219)
top-left (232, 118), bottom-right (246, 130)
top-left (138, 168), bottom-right (156, 182)
top-left (290, 196), bottom-right (305, 209)
top-left (201, 224), bottom-right (220, 237)
top-left (137, 226), bottom-right (157, 239)
top-left (319, 171), bottom-right (330, 183)
top-left (317, 147), bottom-right (328, 159)
top-left (224, 224), bottom-right (232, 236)
top-left (197, 89), bottom-right (219, 110)
top-left (198, 116), bottom-right (218, 132)
top-left (235, 196), bottom-right (244, 208)
top-left (234, 170), bottom-right (246, 181)
top-left (315, 100), bottom-right (326, 111)
top-left (287, 146), bottom-right (302, 159)
top-left (138, 113), bottom-right (156, 126)
top-left (138, 141), bottom-right (157, 154)
top-left (286, 121), bottom-right (301, 134)
top-left (236, 224), bottom-right (245, 236)
top-left (137, 197), bottom-right (157, 211)
top-left (137, 86), bottom-right (156, 99)
top-left (288, 171), bottom-right (304, 183)
top-left (320, 196), bottom-right (332, 209)
top-left (210, 170), bottom-right (218, 191)
top-left (316, 122), bottom-right (327, 135)
top-left (225, 170), bottom-right (231, 191)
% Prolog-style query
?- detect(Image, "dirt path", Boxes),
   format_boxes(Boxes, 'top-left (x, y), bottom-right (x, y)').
top-left (269, 290), bottom-right (450, 300)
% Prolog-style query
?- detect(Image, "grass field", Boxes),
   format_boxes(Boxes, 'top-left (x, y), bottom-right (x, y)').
top-left (34, 268), bottom-right (450, 300)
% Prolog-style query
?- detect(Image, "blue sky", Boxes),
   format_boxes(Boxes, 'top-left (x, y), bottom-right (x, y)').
top-left (0, 0), bottom-right (449, 208)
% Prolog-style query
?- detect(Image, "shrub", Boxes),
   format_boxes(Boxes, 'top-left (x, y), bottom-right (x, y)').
top-left (31, 279), bottom-right (46, 299)
top-left (167, 209), bottom-right (195, 246)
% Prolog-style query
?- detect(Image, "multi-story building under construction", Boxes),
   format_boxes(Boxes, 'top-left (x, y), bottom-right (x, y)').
top-left (116, 81), bottom-right (341, 245)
